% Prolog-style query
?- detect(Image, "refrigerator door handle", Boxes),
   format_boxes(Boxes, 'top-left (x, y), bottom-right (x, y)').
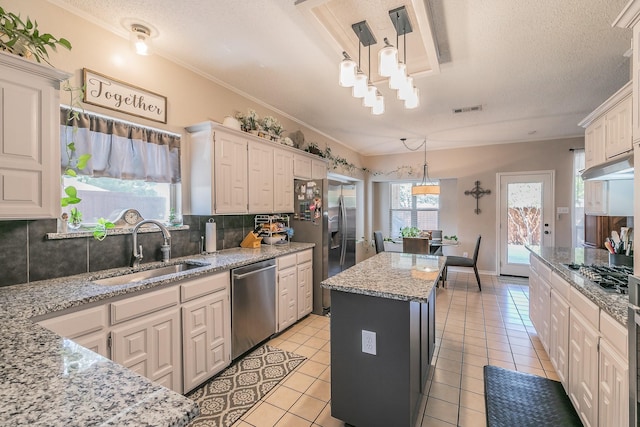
top-left (339, 194), bottom-right (347, 267)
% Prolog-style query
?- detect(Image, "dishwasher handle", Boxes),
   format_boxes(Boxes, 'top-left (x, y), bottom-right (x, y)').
top-left (233, 264), bottom-right (276, 280)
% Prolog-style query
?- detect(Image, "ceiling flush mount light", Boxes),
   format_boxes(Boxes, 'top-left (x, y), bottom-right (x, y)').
top-left (401, 137), bottom-right (439, 195)
top-left (130, 24), bottom-right (152, 55)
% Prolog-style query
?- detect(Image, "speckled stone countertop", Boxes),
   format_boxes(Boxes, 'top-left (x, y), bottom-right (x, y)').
top-left (527, 246), bottom-right (629, 326)
top-left (321, 252), bottom-right (445, 303)
top-left (0, 242), bottom-right (314, 426)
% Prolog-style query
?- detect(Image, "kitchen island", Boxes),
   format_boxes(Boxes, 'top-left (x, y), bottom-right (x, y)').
top-left (321, 252), bottom-right (445, 427)
top-left (0, 242), bottom-right (314, 426)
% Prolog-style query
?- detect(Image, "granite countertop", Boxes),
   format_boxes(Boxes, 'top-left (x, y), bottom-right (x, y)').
top-left (527, 246), bottom-right (629, 326)
top-left (321, 252), bottom-right (445, 303)
top-left (0, 242), bottom-right (314, 426)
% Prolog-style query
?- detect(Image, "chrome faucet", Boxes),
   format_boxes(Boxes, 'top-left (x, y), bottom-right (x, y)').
top-left (131, 219), bottom-right (172, 267)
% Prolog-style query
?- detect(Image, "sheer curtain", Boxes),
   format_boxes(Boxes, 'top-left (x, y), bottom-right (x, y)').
top-left (60, 107), bottom-right (181, 183)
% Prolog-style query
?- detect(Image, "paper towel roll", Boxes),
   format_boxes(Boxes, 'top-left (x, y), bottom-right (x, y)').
top-left (205, 220), bottom-right (216, 253)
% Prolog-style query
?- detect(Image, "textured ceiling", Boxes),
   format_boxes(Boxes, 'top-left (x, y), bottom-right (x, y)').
top-left (52, 0), bottom-right (632, 155)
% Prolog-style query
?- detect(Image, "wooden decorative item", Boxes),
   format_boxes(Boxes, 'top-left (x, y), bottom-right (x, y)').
top-left (240, 232), bottom-right (262, 248)
top-left (465, 180), bottom-right (491, 214)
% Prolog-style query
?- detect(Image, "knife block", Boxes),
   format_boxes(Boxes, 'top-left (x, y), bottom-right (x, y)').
top-left (240, 232), bottom-right (262, 248)
top-left (609, 253), bottom-right (633, 267)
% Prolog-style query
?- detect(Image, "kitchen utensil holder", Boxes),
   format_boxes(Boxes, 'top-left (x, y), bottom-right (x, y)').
top-left (609, 253), bottom-right (633, 267)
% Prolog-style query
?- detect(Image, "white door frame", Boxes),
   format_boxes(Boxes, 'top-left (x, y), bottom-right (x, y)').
top-left (495, 170), bottom-right (555, 276)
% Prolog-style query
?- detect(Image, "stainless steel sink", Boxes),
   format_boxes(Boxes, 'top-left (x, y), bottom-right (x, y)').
top-left (93, 262), bottom-right (205, 286)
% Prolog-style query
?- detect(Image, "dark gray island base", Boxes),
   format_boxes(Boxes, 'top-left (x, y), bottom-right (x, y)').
top-left (322, 253), bottom-right (444, 427)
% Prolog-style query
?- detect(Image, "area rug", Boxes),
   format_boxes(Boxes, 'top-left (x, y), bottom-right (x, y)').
top-left (484, 365), bottom-right (582, 427)
top-left (187, 345), bottom-right (306, 427)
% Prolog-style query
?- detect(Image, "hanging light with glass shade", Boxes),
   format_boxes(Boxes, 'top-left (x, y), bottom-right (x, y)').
top-left (400, 138), bottom-right (439, 195)
top-left (378, 37), bottom-right (398, 77)
top-left (130, 24), bottom-right (152, 56)
top-left (339, 52), bottom-right (357, 87)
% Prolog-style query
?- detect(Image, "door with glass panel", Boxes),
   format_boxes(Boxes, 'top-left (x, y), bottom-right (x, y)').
top-left (498, 172), bottom-right (554, 276)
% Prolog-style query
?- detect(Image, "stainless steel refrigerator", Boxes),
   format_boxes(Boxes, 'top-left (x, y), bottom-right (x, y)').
top-left (328, 181), bottom-right (356, 277)
top-left (291, 178), bottom-right (329, 315)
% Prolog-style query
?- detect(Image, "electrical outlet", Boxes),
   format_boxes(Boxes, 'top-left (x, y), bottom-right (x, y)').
top-left (362, 330), bottom-right (376, 355)
top-left (463, 251), bottom-right (468, 257)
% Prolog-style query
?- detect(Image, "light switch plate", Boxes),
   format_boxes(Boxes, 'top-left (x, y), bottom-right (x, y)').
top-left (362, 330), bottom-right (376, 355)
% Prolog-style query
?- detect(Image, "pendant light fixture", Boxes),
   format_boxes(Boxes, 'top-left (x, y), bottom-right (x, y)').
top-left (378, 38), bottom-right (398, 77)
top-left (339, 52), bottom-right (357, 87)
top-left (401, 138), bottom-right (439, 196)
top-left (130, 24), bottom-right (152, 56)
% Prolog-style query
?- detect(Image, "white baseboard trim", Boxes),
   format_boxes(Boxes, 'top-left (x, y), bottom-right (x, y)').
top-left (445, 267), bottom-right (497, 276)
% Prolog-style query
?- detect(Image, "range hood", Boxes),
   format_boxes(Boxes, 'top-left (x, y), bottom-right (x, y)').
top-left (581, 153), bottom-right (634, 181)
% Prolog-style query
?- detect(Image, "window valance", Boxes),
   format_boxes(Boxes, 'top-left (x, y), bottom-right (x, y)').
top-left (60, 107), bottom-right (181, 184)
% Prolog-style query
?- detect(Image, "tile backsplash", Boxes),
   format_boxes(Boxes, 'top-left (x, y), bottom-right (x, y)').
top-left (0, 214), bottom-right (259, 287)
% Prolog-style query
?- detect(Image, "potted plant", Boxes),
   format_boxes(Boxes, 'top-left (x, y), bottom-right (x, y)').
top-left (0, 7), bottom-right (71, 65)
top-left (68, 207), bottom-right (82, 230)
top-left (400, 226), bottom-right (421, 238)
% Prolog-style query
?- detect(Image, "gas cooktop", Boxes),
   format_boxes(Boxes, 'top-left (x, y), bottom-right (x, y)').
top-left (563, 263), bottom-right (632, 294)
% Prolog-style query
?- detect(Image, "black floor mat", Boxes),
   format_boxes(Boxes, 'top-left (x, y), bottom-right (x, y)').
top-left (484, 365), bottom-right (582, 427)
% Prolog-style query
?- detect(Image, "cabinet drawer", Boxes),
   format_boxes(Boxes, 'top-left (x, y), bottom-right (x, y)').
top-left (278, 254), bottom-right (297, 270)
top-left (111, 286), bottom-right (179, 325)
top-left (180, 271), bottom-right (230, 303)
top-left (569, 287), bottom-right (599, 330)
top-left (297, 249), bottom-right (313, 264)
top-left (537, 261), bottom-right (552, 283)
top-left (38, 305), bottom-right (107, 339)
top-left (550, 272), bottom-right (570, 300)
top-left (600, 311), bottom-right (627, 358)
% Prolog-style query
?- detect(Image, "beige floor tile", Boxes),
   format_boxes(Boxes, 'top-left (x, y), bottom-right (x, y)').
top-left (275, 412), bottom-right (313, 427)
top-left (420, 415), bottom-right (457, 427)
top-left (283, 372), bottom-right (316, 393)
top-left (461, 363), bottom-right (485, 381)
top-left (297, 360), bottom-right (328, 378)
top-left (436, 357), bottom-right (463, 374)
top-left (438, 348), bottom-right (464, 362)
top-left (463, 353), bottom-right (488, 367)
top-left (428, 381), bottom-right (460, 404)
top-left (289, 333), bottom-right (312, 345)
top-left (509, 343), bottom-right (537, 357)
top-left (508, 337), bottom-right (532, 348)
top-left (320, 342), bottom-right (331, 352)
top-left (461, 375), bottom-right (484, 394)
top-left (463, 343), bottom-right (487, 356)
top-left (432, 367), bottom-right (462, 388)
top-left (516, 365), bottom-right (546, 377)
top-left (460, 389), bottom-right (485, 413)
top-left (313, 403), bottom-right (345, 427)
top-left (305, 379), bottom-right (331, 402)
top-left (243, 402), bottom-right (286, 427)
top-left (488, 359), bottom-right (516, 370)
top-left (304, 337), bottom-right (328, 349)
top-left (425, 397), bottom-right (459, 425)
top-left (314, 329), bottom-right (330, 340)
top-left (546, 370), bottom-right (561, 381)
top-left (458, 406), bottom-right (487, 427)
top-left (318, 366), bottom-right (331, 382)
top-left (512, 353), bottom-right (543, 369)
top-left (440, 338), bottom-right (464, 351)
top-left (487, 348), bottom-right (513, 363)
top-left (299, 326), bottom-right (321, 336)
top-left (294, 345), bottom-right (320, 359)
top-left (289, 395), bottom-right (326, 422)
top-left (276, 341), bottom-right (302, 353)
top-left (265, 386), bottom-right (303, 411)
top-left (310, 350), bottom-right (330, 365)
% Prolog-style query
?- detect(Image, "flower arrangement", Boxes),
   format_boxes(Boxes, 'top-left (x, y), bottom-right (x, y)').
top-left (234, 109), bottom-right (259, 132)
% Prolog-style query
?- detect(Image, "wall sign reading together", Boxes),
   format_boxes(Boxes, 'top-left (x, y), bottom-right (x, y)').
top-left (83, 68), bottom-right (167, 124)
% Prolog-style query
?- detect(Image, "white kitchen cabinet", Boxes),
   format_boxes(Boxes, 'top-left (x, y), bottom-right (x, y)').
top-left (537, 276), bottom-right (551, 354)
top-left (584, 116), bottom-right (605, 169)
top-left (274, 148), bottom-right (294, 213)
top-left (584, 179), bottom-right (633, 216)
top-left (598, 338), bottom-right (628, 427)
top-left (277, 253), bottom-right (298, 332)
top-left (528, 267), bottom-right (539, 332)
top-left (605, 96), bottom-right (633, 159)
top-left (569, 309), bottom-right (599, 427)
top-left (297, 249), bottom-right (313, 319)
top-left (294, 154), bottom-right (312, 179)
top-left (549, 288), bottom-right (570, 390)
top-left (0, 51), bottom-right (71, 220)
top-left (182, 288), bottom-right (230, 392)
top-left (187, 123), bottom-right (248, 214)
top-left (248, 140), bottom-right (274, 213)
top-left (181, 271), bottom-right (231, 393)
top-left (311, 159), bottom-right (327, 180)
top-left (37, 304), bottom-right (109, 358)
top-left (111, 307), bottom-right (182, 393)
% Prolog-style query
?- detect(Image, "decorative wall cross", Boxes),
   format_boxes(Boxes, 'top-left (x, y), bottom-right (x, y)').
top-left (464, 180), bottom-right (491, 214)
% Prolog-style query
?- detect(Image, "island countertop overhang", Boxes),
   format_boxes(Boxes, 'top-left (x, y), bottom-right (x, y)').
top-left (321, 252), bottom-right (445, 303)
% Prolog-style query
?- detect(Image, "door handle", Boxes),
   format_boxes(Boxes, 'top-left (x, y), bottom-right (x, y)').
top-left (544, 231), bottom-right (550, 235)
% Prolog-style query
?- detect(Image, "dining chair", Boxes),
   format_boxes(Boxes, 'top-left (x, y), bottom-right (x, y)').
top-left (444, 235), bottom-right (482, 290)
top-left (430, 230), bottom-right (443, 256)
top-left (373, 231), bottom-right (385, 254)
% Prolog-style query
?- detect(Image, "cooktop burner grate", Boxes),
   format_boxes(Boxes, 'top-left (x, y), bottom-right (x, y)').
top-left (562, 263), bottom-right (631, 294)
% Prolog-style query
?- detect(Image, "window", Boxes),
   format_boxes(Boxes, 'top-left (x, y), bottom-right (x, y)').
top-left (60, 107), bottom-right (181, 225)
top-left (389, 182), bottom-right (439, 238)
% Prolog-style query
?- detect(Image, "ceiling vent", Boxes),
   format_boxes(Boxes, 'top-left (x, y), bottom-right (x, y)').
top-left (452, 105), bottom-right (483, 114)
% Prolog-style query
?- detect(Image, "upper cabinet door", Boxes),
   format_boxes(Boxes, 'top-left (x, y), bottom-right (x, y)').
top-left (0, 53), bottom-right (70, 219)
top-left (294, 154), bottom-right (312, 179)
top-left (214, 132), bottom-right (248, 214)
top-left (311, 159), bottom-right (327, 180)
top-left (248, 141), bottom-right (274, 213)
top-left (605, 96), bottom-right (632, 159)
top-left (274, 148), bottom-right (294, 213)
top-left (584, 117), bottom-right (605, 169)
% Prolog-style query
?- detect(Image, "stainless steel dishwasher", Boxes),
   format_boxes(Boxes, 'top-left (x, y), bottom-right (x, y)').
top-left (231, 259), bottom-right (277, 359)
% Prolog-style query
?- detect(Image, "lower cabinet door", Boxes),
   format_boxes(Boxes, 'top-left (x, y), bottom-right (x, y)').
top-left (549, 290), bottom-right (570, 390)
top-left (111, 307), bottom-right (182, 394)
top-left (568, 310), bottom-right (599, 427)
top-left (74, 331), bottom-right (109, 358)
top-left (278, 267), bottom-right (297, 331)
top-left (598, 339), bottom-right (628, 427)
top-left (297, 261), bottom-right (313, 319)
top-left (182, 289), bottom-right (231, 393)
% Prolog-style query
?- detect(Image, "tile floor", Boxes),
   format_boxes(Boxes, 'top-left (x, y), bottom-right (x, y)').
top-left (232, 271), bottom-right (557, 427)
